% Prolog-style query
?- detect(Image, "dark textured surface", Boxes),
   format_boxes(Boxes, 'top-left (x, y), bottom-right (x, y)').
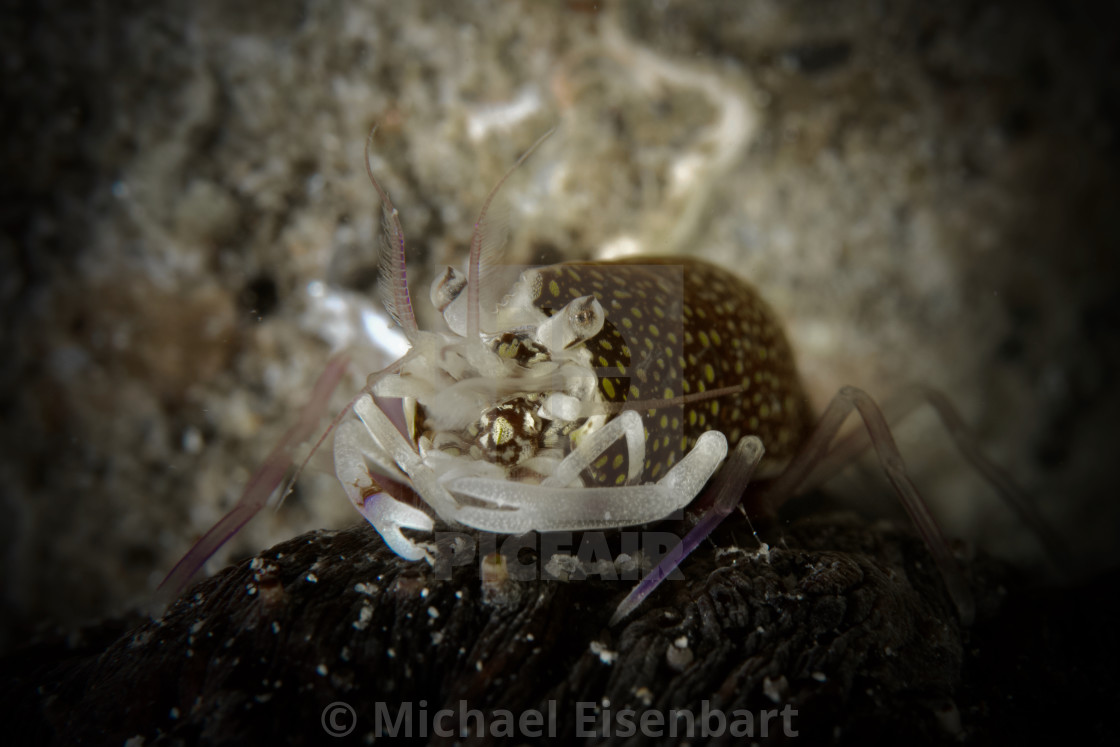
top-left (5, 507), bottom-right (1115, 745)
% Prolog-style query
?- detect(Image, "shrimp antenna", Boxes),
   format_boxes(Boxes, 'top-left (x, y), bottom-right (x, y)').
top-left (367, 125), bottom-right (419, 340)
top-left (159, 352), bottom-right (352, 597)
top-left (466, 127), bottom-right (557, 340)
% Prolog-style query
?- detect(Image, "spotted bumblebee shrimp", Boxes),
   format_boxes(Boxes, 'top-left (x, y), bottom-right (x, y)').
top-left (165, 129), bottom-right (1064, 627)
top-left (337, 253), bottom-right (810, 562)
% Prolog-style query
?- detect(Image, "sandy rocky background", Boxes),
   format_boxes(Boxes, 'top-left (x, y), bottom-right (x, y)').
top-left (2, 0), bottom-right (1118, 673)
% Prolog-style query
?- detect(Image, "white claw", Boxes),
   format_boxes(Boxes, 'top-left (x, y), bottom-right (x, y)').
top-left (338, 379), bottom-right (731, 544)
top-left (543, 410), bottom-right (646, 488)
top-left (355, 493), bottom-right (435, 562)
top-left (447, 430), bottom-right (728, 532)
top-left (334, 418), bottom-right (435, 561)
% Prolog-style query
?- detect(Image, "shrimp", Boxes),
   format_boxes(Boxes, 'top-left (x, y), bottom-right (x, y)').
top-left (165, 129), bottom-right (1065, 628)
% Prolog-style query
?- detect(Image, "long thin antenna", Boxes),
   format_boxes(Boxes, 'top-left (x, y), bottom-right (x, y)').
top-left (466, 127), bottom-right (557, 339)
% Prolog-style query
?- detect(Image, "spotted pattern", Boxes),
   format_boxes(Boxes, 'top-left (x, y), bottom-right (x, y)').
top-left (490, 331), bottom-right (550, 367)
top-left (532, 257), bottom-right (812, 486)
top-left (475, 396), bottom-right (542, 466)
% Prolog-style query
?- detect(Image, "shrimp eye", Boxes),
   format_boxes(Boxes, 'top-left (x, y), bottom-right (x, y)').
top-left (535, 294), bottom-right (606, 352)
top-left (430, 266), bottom-right (467, 312)
top-left (567, 295), bottom-right (605, 344)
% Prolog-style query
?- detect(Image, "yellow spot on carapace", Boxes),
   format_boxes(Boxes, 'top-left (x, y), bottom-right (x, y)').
top-left (653, 306), bottom-right (665, 318)
top-left (704, 363), bottom-right (715, 383)
top-left (612, 454), bottom-right (625, 469)
top-left (548, 279), bottom-right (560, 297)
top-left (711, 330), bottom-right (722, 346)
top-left (660, 414), bottom-right (669, 428)
top-left (615, 474), bottom-right (626, 485)
top-left (710, 401), bottom-right (719, 416)
top-left (594, 455), bottom-right (609, 469)
top-left (667, 332), bottom-right (678, 344)
top-left (648, 323), bottom-right (660, 337)
top-left (629, 385), bottom-right (641, 398)
top-left (600, 339), bottom-right (613, 351)
top-left (598, 355), bottom-right (609, 367)
top-left (622, 317), bottom-right (633, 329)
top-left (663, 387), bottom-right (674, 399)
top-left (617, 362), bottom-right (626, 374)
top-left (698, 331), bottom-right (710, 347)
top-left (631, 307), bottom-right (643, 319)
top-left (602, 378), bottom-right (616, 399)
top-left (759, 403), bottom-right (770, 418)
top-left (689, 410), bottom-right (697, 426)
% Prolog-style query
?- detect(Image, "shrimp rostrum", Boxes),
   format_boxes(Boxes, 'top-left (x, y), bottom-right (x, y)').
top-left (166, 130), bottom-right (1065, 627)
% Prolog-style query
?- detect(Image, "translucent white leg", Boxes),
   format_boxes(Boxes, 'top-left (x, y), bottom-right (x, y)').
top-left (334, 419), bottom-right (434, 561)
top-left (757, 386), bottom-right (975, 625)
top-left (611, 435), bottom-right (766, 625)
top-left (352, 394), bottom-right (462, 522)
top-left (446, 431), bottom-right (729, 533)
top-left (160, 352), bottom-right (351, 596)
top-left (542, 410), bottom-right (645, 488)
